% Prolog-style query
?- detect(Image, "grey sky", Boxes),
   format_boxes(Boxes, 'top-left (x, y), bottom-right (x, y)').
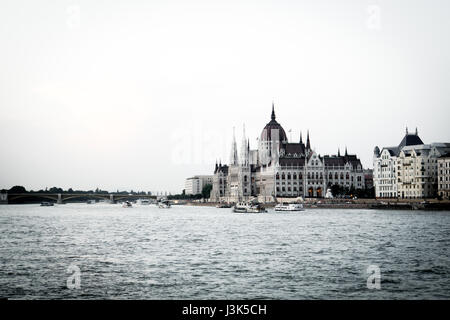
top-left (1, 0), bottom-right (449, 193)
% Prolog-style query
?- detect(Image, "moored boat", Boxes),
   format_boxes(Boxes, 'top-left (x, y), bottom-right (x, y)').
top-left (274, 203), bottom-right (304, 212)
top-left (216, 203), bottom-right (232, 208)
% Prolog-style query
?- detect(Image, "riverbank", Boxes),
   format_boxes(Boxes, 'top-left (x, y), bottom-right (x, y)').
top-left (183, 199), bottom-right (450, 211)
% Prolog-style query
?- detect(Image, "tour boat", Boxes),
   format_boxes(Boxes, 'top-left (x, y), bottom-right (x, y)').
top-left (122, 201), bottom-right (132, 208)
top-left (40, 202), bottom-right (54, 207)
top-left (274, 203), bottom-right (304, 211)
top-left (233, 202), bottom-right (266, 213)
top-left (86, 199), bottom-right (96, 204)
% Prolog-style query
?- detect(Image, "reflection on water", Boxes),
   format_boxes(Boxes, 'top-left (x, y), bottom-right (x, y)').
top-left (0, 203), bottom-right (449, 299)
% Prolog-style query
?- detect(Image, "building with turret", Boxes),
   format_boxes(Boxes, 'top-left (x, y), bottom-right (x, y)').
top-left (373, 128), bottom-right (450, 199)
top-left (210, 103), bottom-right (368, 202)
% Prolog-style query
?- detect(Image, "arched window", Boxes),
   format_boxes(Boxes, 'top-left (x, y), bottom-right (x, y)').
top-left (276, 173), bottom-right (280, 180)
top-left (340, 173), bottom-right (344, 179)
top-left (287, 173), bottom-right (291, 179)
top-left (299, 173), bottom-right (303, 179)
top-left (335, 173), bottom-right (338, 179)
top-left (307, 173), bottom-right (311, 179)
top-left (329, 173), bottom-right (332, 179)
top-left (293, 174), bottom-right (297, 179)
top-left (282, 174), bottom-right (285, 179)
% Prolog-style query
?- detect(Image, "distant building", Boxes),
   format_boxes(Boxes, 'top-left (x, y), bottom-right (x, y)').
top-left (438, 153), bottom-right (450, 199)
top-left (374, 128), bottom-right (450, 199)
top-left (185, 175), bottom-right (213, 195)
top-left (210, 103), bottom-right (369, 202)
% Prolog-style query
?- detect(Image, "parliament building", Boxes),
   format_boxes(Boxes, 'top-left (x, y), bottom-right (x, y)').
top-left (210, 103), bottom-right (368, 202)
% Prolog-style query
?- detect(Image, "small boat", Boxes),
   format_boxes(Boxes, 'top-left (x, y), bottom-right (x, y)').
top-left (274, 203), bottom-right (304, 211)
top-left (216, 203), bottom-right (232, 208)
top-left (40, 201), bottom-right (54, 207)
top-left (86, 199), bottom-right (96, 204)
top-left (233, 202), bottom-right (266, 213)
top-left (138, 199), bottom-right (151, 205)
top-left (122, 201), bottom-right (132, 208)
top-left (158, 200), bottom-right (171, 208)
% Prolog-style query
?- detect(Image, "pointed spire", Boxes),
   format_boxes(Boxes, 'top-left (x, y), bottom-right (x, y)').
top-left (338, 148), bottom-right (341, 157)
top-left (299, 131), bottom-right (303, 144)
top-left (230, 127), bottom-right (238, 165)
top-left (406, 126), bottom-right (409, 135)
top-left (415, 127), bottom-right (418, 135)
top-left (345, 146), bottom-right (348, 156)
top-left (306, 130), bottom-right (311, 150)
top-left (271, 101), bottom-right (276, 121)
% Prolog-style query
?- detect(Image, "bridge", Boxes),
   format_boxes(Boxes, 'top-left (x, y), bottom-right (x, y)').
top-left (0, 192), bottom-right (157, 204)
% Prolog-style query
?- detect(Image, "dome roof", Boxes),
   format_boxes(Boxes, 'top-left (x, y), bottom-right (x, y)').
top-left (260, 103), bottom-right (287, 142)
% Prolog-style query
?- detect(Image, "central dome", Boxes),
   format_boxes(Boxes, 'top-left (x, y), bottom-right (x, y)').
top-left (260, 103), bottom-right (287, 142)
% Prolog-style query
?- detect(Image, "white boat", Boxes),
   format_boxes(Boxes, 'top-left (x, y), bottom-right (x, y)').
top-left (274, 203), bottom-right (304, 211)
top-left (122, 201), bottom-right (132, 208)
top-left (233, 202), bottom-right (266, 213)
top-left (86, 199), bottom-right (96, 204)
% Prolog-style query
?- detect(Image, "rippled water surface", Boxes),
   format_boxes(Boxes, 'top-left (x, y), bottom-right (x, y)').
top-left (0, 203), bottom-right (449, 299)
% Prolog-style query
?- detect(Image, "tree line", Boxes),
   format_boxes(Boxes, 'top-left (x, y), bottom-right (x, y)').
top-left (1, 186), bottom-right (153, 195)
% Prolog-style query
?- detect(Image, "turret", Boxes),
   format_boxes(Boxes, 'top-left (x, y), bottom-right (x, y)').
top-left (374, 146), bottom-right (380, 157)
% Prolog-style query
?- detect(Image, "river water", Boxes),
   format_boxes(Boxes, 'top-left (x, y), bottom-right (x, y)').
top-left (0, 203), bottom-right (449, 299)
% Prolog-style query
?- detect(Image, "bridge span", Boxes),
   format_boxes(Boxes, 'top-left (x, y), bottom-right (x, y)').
top-left (0, 192), bottom-right (157, 204)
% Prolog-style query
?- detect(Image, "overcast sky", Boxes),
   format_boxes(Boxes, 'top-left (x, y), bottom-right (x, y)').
top-left (1, 0), bottom-right (449, 193)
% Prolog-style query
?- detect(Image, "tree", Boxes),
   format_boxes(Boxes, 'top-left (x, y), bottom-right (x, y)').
top-left (9, 186), bottom-right (27, 193)
top-left (201, 184), bottom-right (213, 199)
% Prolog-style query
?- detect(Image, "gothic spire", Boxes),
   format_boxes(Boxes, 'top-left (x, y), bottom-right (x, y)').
top-left (345, 146), bottom-right (348, 156)
top-left (240, 124), bottom-right (249, 166)
top-left (271, 101), bottom-right (276, 121)
top-left (306, 130), bottom-right (311, 150)
top-left (300, 131), bottom-right (303, 144)
top-left (338, 148), bottom-right (340, 157)
top-left (230, 127), bottom-right (238, 165)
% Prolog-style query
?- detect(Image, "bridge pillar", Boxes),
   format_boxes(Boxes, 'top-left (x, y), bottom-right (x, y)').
top-left (110, 194), bottom-right (115, 204)
top-left (57, 193), bottom-right (63, 204)
top-left (0, 192), bottom-right (7, 204)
